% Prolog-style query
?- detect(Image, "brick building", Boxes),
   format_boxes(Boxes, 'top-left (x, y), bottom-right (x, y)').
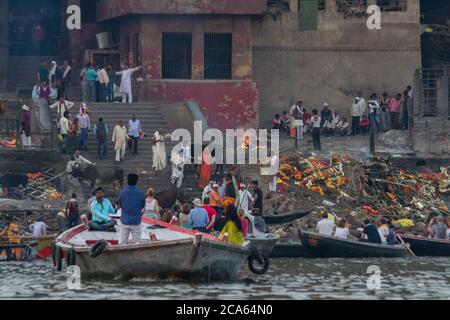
top-left (0, 0), bottom-right (444, 134)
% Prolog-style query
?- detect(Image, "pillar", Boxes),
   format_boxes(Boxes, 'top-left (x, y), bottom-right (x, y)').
top-left (0, 0), bottom-right (9, 91)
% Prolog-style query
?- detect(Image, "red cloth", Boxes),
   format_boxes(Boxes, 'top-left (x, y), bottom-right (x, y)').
top-left (241, 218), bottom-right (249, 237)
top-left (359, 119), bottom-right (370, 127)
top-left (202, 205), bottom-right (217, 222)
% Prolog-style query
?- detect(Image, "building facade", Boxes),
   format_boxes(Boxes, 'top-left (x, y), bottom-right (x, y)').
top-left (253, 0), bottom-right (423, 125)
top-left (1, 0), bottom-right (425, 130)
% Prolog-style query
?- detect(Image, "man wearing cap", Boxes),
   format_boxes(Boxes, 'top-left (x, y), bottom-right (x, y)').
top-left (320, 103), bottom-right (332, 128)
top-left (118, 174), bottom-right (146, 244)
top-left (189, 199), bottom-right (209, 232)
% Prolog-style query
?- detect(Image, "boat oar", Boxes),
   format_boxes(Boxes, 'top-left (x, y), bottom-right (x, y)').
top-left (22, 241), bottom-right (46, 260)
top-left (396, 235), bottom-right (416, 257)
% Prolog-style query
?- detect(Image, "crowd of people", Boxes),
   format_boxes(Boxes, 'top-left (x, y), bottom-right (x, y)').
top-left (316, 213), bottom-right (398, 245)
top-left (55, 173), bottom-right (268, 247)
top-left (272, 86), bottom-right (414, 151)
top-left (315, 213), bottom-right (450, 244)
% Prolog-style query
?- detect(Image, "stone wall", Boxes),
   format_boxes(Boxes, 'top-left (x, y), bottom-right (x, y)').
top-left (253, 0), bottom-right (423, 126)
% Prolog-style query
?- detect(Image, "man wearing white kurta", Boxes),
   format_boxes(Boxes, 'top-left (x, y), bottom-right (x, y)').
top-left (236, 184), bottom-right (254, 213)
top-left (152, 130), bottom-right (167, 171)
top-left (170, 150), bottom-right (185, 189)
top-left (116, 64), bottom-right (142, 104)
top-left (112, 120), bottom-right (128, 162)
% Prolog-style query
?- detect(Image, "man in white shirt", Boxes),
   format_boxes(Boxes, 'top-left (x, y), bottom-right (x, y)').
top-left (368, 93), bottom-right (380, 132)
top-left (316, 212), bottom-right (336, 236)
top-left (59, 111), bottom-right (70, 154)
top-left (311, 109), bottom-right (322, 151)
top-left (49, 96), bottom-right (74, 116)
top-left (236, 184), bottom-right (254, 213)
top-left (98, 65), bottom-right (109, 102)
top-left (202, 180), bottom-right (215, 201)
top-left (66, 150), bottom-right (94, 174)
top-left (29, 217), bottom-right (47, 237)
top-left (351, 96), bottom-right (365, 135)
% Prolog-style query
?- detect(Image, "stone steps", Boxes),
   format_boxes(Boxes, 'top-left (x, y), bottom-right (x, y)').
top-left (51, 102), bottom-right (200, 202)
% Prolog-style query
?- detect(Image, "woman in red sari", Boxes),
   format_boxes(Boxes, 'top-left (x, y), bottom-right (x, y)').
top-left (198, 151), bottom-right (212, 190)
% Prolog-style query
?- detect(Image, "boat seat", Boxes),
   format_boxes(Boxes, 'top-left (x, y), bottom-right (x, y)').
top-left (147, 225), bottom-right (167, 230)
top-left (85, 240), bottom-right (119, 246)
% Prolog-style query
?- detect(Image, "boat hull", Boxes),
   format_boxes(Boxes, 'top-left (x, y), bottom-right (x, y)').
top-left (246, 236), bottom-right (278, 257)
top-left (400, 234), bottom-right (450, 257)
top-left (64, 239), bottom-right (248, 281)
top-left (300, 230), bottom-right (407, 258)
top-left (271, 243), bottom-right (310, 258)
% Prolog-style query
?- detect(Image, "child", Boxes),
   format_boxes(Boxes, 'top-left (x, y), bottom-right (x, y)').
top-left (359, 115), bottom-right (370, 135)
top-left (336, 117), bottom-right (350, 136)
top-left (311, 109), bottom-right (322, 150)
top-left (281, 111), bottom-right (290, 134)
top-left (272, 114), bottom-right (282, 130)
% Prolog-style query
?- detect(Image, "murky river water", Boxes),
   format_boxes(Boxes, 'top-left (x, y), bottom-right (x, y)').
top-left (1, 257), bottom-right (450, 300)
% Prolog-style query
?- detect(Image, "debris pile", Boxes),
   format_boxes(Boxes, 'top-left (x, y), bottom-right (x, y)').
top-left (26, 171), bottom-right (63, 201)
top-left (267, 154), bottom-right (449, 232)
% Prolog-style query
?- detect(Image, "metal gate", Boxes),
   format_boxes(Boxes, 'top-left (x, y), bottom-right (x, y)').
top-left (417, 69), bottom-right (449, 118)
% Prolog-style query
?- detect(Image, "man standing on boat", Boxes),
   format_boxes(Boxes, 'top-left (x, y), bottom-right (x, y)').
top-left (118, 174), bottom-right (146, 244)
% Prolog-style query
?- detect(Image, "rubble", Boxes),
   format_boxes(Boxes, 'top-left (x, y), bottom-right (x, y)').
top-left (266, 153), bottom-right (450, 241)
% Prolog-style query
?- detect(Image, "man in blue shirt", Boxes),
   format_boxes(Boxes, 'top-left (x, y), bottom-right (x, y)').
top-left (119, 174), bottom-right (146, 244)
top-left (128, 115), bottom-right (141, 155)
top-left (189, 198), bottom-right (209, 232)
top-left (361, 219), bottom-right (382, 244)
top-left (86, 64), bottom-right (98, 102)
top-left (90, 187), bottom-right (117, 231)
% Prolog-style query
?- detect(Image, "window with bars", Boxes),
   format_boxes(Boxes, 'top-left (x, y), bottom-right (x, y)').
top-left (336, 0), bottom-right (368, 12)
top-left (267, 0), bottom-right (290, 10)
top-left (377, 0), bottom-right (407, 12)
top-left (204, 33), bottom-right (232, 80)
top-left (162, 33), bottom-right (192, 79)
top-left (318, 0), bottom-right (325, 11)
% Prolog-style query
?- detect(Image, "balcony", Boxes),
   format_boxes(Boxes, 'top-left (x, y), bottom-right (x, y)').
top-left (97, 0), bottom-right (267, 22)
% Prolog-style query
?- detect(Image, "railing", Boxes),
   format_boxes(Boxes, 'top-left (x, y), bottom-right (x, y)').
top-left (0, 118), bottom-right (57, 151)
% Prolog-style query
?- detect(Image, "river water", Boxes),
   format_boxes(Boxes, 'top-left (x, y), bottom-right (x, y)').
top-left (1, 257), bottom-right (449, 300)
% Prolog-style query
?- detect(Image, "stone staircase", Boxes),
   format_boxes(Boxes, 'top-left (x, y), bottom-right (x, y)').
top-left (51, 102), bottom-right (200, 202)
top-left (7, 55), bottom-right (60, 92)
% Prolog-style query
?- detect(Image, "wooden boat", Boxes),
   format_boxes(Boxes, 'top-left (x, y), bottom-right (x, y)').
top-left (0, 234), bottom-right (56, 260)
top-left (399, 234), bottom-right (450, 257)
top-left (264, 210), bottom-right (312, 225)
top-left (271, 242), bottom-right (310, 258)
top-left (246, 235), bottom-right (279, 257)
top-left (0, 241), bottom-right (38, 262)
top-left (299, 229), bottom-right (407, 258)
top-left (55, 217), bottom-right (260, 281)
